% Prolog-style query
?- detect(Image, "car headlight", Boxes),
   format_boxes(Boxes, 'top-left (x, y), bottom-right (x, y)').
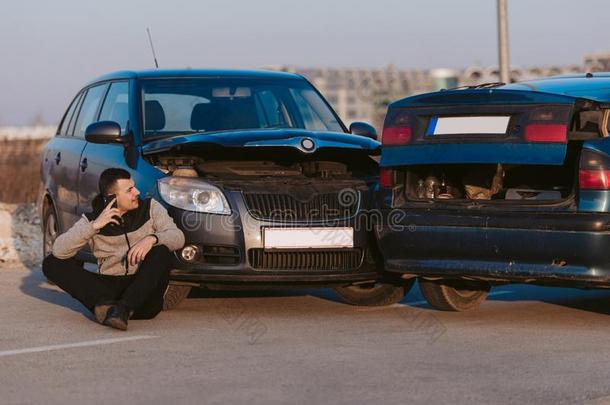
top-left (157, 177), bottom-right (231, 214)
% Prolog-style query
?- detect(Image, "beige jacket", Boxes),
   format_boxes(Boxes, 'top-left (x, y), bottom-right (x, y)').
top-left (52, 198), bottom-right (185, 275)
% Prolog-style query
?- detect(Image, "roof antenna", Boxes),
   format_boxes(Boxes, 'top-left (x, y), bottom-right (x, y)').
top-left (146, 28), bottom-right (159, 69)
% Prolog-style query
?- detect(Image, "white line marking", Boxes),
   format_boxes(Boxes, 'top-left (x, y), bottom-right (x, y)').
top-left (0, 335), bottom-right (158, 358)
top-left (401, 290), bottom-right (514, 307)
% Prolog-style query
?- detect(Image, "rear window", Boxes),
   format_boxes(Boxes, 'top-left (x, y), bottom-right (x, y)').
top-left (140, 78), bottom-right (343, 140)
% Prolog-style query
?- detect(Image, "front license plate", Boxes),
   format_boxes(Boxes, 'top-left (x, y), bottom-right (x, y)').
top-left (263, 227), bottom-right (354, 249)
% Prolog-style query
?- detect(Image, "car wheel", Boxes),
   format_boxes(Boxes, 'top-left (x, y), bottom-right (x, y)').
top-left (419, 279), bottom-right (490, 311)
top-left (43, 206), bottom-right (58, 258)
top-left (334, 279), bottom-right (414, 306)
top-left (163, 284), bottom-right (192, 310)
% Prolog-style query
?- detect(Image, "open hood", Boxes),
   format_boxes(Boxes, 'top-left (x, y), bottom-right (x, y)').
top-left (142, 129), bottom-right (380, 155)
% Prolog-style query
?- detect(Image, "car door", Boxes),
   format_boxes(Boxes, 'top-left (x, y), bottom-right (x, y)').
top-left (42, 90), bottom-right (83, 230)
top-left (77, 81), bottom-right (131, 216)
top-left (50, 83), bottom-right (108, 230)
top-left (59, 83), bottom-right (109, 224)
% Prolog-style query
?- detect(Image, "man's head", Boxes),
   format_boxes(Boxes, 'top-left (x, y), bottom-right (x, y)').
top-left (99, 168), bottom-right (140, 213)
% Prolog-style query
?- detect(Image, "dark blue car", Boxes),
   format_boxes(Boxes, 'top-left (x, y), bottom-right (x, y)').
top-left (376, 73), bottom-right (610, 311)
top-left (40, 69), bottom-right (412, 309)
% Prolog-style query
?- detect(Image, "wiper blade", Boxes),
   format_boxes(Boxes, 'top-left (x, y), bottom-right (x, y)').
top-left (443, 82), bottom-right (506, 91)
top-left (470, 82), bottom-right (506, 89)
top-left (262, 124), bottom-right (290, 129)
top-left (143, 131), bottom-right (202, 142)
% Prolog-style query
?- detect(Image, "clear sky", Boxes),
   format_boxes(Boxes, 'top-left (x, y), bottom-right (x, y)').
top-left (1, 0), bottom-right (608, 126)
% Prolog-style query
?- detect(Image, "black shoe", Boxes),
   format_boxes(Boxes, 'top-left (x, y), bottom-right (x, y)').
top-left (103, 304), bottom-right (130, 331)
top-left (94, 301), bottom-right (115, 325)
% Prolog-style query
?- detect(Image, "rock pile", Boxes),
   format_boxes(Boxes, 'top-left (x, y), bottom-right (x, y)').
top-left (0, 203), bottom-right (42, 266)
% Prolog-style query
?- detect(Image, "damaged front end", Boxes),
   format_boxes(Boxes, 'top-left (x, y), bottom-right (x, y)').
top-left (142, 133), bottom-right (386, 288)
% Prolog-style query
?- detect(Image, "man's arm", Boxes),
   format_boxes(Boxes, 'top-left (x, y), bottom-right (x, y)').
top-left (51, 197), bottom-right (120, 259)
top-left (150, 198), bottom-right (185, 251)
top-left (52, 216), bottom-right (98, 259)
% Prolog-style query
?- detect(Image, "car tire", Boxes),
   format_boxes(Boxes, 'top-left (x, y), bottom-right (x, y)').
top-left (42, 203), bottom-right (59, 259)
top-left (42, 205), bottom-right (59, 284)
top-left (334, 279), bottom-right (414, 306)
top-left (163, 284), bottom-right (192, 310)
top-left (418, 279), bottom-right (490, 311)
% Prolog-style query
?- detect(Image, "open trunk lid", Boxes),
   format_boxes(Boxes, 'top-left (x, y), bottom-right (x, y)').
top-left (380, 89), bottom-right (602, 167)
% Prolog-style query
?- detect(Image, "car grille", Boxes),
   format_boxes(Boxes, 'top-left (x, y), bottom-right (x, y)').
top-left (243, 192), bottom-right (359, 222)
top-left (248, 249), bottom-right (363, 271)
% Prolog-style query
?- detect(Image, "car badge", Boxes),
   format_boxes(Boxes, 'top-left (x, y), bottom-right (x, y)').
top-left (300, 138), bottom-right (315, 152)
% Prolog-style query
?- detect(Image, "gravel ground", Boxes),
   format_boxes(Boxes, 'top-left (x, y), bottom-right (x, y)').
top-left (0, 203), bottom-right (42, 265)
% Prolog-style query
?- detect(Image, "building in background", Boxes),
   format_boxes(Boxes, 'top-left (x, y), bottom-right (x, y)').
top-left (267, 64), bottom-right (433, 130)
top-left (430, 68), bottom-right (459, 91)
top-left (584, 52), bottom-right (610, 72)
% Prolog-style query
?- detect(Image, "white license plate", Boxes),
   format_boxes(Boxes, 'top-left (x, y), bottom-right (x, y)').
top-left (263, 227), bottom-right (354, 249)
top-left (429, 116), bottom-right (511, 135)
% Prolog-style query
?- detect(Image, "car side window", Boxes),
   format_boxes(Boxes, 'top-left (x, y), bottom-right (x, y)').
top-left (57, 91), bottom-right (83, 136)
top-left (73, 84), bottom-right (108, 138)
top-left (99, 81), bottom-right (129, 135)
top-left (66, 91), bottom-right (86, 136)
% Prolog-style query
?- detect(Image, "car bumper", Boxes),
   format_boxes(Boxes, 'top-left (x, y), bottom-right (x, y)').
top-left (169, 268), bottom-right (382, 288)
top-left (376, 208), bottom-right (610, 287)
top-left (165, 191), bottom-right (382, 287)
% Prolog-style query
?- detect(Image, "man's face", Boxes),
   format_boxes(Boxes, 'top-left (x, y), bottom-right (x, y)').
top-left (112, 178), bottom-right (140, 212)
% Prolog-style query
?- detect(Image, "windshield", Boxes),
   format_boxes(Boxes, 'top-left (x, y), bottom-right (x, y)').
top-left (140, 78), bottom-right (344, 140)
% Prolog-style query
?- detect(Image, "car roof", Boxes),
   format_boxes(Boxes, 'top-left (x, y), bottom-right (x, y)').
top-left (499, 72), bottom-right (610, 102)
top-left (85, 69), bottom-right (303, 86)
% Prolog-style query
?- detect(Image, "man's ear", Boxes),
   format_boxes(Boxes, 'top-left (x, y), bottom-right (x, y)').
top-left (105, 182), bottom-right (118, 197)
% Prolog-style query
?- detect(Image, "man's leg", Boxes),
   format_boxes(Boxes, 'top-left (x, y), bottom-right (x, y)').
top-left (130, 278), bottom-right (168, 320)
top-left (42, 254), bottom-right (121, 312)
top-left (119, 245), bottom-right (171, 319)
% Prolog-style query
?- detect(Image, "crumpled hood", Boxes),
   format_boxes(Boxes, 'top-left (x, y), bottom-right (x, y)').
top-left (141, 129), bottom-right (380, 155)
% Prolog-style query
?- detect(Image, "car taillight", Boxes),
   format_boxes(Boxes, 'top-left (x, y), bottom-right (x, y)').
top-left (524, 124), bottom-right (567, 142)
top-left (579, 149), bottom-right (610, 190)
top-left (382, 127), bottom-right (412, 145)
top-left (382, 109), bottom-right (412, 145)
top-left (524, 107), bottom-right (570, 143)
top-left (380, 168), bottom-right (394, 188)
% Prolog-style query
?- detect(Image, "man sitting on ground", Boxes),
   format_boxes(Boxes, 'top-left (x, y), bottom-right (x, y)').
top-left (43, 168), bottom-right (185, 330)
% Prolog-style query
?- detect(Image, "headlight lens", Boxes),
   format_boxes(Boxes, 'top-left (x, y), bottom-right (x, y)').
top-left (157, 177), bottom-right (231, 214)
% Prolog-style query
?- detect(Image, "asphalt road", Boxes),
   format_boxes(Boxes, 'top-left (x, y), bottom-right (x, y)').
top-left (2, 263), bottom-right (610, 405)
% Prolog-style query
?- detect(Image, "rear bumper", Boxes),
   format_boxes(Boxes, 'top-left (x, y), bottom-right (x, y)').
top-left (376, 208), bottom-right (610, 286)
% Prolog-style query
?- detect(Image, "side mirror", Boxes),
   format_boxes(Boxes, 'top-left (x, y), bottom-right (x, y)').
top-left (85, 121), bottom-right (123, 144)
top-left (349, 122), bottom-right (378, 140)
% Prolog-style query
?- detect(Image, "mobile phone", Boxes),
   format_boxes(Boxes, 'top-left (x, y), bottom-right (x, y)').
top-left (102, 193), bottom-right (121, 226)
top-left (103, 193), bottom-right (117, 209)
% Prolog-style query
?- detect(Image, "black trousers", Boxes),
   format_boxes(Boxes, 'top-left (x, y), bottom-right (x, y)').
top-left (42, 245), bottom-right (171, 320)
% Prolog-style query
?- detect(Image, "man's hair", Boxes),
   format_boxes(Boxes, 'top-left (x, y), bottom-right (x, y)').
top-left (99, 168), bottom-right (131, 196)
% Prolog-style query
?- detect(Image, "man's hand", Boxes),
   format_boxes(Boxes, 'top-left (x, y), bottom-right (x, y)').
top-left (92, 198), bottom-right (121, 230)
top-left (127, 235), bottom-right (157, 266)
